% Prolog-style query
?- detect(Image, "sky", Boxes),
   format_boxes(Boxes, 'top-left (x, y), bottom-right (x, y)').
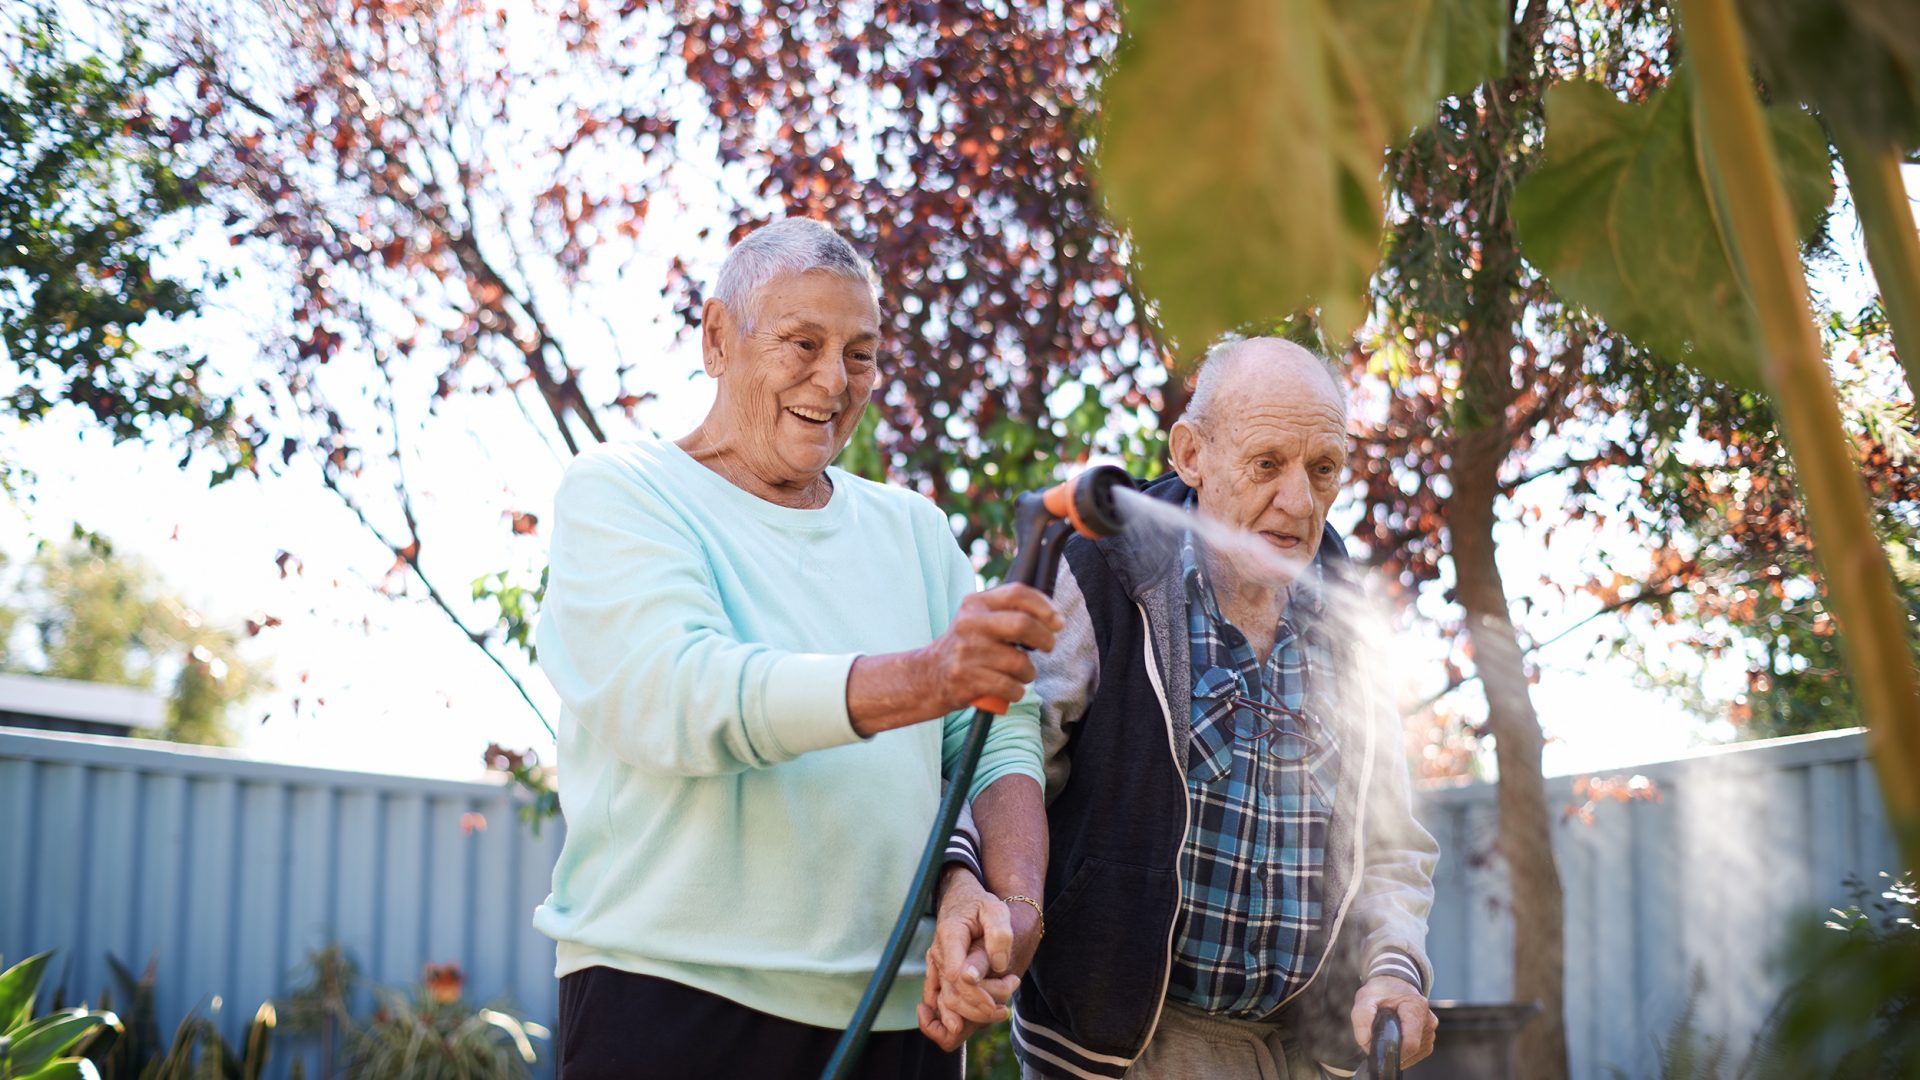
top-left (3, 8), bottom-right (1913, 786)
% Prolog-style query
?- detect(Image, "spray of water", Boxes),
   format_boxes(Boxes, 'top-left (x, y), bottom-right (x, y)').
top-left (1104, 481), bottom-right (1412, 718)
top-left (1111, 486), bottom-right (1320, 593)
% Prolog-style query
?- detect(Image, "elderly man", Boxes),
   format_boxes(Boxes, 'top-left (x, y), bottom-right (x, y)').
top-left (933, 339), bottom-right (1440, 1079)
top-left (534, 218), bottom-right (1048, 1080)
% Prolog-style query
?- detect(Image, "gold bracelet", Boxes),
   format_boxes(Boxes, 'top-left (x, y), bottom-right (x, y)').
top-left (1002, 894), bottom-right (1045, 936)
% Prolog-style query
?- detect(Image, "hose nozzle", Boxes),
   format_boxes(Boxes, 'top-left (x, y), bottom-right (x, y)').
top-left (1040, 463), bottom-right (1132, 539)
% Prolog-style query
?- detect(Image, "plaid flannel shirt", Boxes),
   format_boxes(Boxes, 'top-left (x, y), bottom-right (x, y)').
top-left (1167, 528), bottom-right (1342, 1018)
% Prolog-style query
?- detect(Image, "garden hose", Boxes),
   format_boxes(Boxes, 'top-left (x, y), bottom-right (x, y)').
top-left (819, 466), bottom-right (1133, 1080)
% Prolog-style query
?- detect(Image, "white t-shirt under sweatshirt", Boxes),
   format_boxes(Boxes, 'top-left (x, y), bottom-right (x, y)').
top-left (532, 437), bottom-right (1043, 1031)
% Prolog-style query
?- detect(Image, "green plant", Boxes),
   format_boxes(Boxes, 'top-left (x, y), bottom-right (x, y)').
top-left (0, 952), bottom-right (114, 1080)
top-left (136, 1001), bottom-right (275, 1080)
top-left (0, 537), bottom-right (271, 747)
top-left (1756, 871), bottom-right (1920, 1078)
top-left (278, 953), bottom-right (545, 1080)
top-left (349, 981), bottom-right (544, 1080)
top-left (84, 957), bottom-right (160, 1080)
top-left (481, 745), bottom-right (560, 835)
top-left (964, 1021), bottom-right (1017, 1080)
top-left (274, 947), bottom-right (357, 1080)
top-left (0, 2), bottom-right (241, 465)
top-left (72, 955), bottom-right (277, 1080)
top-left (1604, 969), bottom-right (1780, 1080)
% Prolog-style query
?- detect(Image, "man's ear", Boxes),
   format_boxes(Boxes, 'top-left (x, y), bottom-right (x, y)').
top-left (700, 298), bottom-right (731, 377)
top-left (1168, 418), bottom-right (1204, 489)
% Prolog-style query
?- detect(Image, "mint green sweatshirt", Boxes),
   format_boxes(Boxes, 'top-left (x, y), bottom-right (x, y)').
top-left (531, 437), bottom-right (1043, 1030)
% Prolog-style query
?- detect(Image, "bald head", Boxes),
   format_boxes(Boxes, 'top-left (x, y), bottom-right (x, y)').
top-left (1183, 337), bottom-right (1347, 434)
top-left (1169, 336), bottom-right (1351, 585)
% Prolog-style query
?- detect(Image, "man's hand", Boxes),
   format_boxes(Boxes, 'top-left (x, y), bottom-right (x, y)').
top-left (1350, 974), bottom-right (1438, 1068)
top-left (918, 867), bottom-right (1020, 1052)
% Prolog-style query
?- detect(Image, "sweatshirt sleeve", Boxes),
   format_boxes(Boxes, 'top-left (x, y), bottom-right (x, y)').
top-left (931, 511), bottom-right (1044, 800)
top-left (534, 451), bottom-right (864, 775)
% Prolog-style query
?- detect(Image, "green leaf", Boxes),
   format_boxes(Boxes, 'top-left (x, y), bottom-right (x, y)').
top-left (6, 1013), bottom-right (108, 1076)
top-left (1336, 0), bottom-right (1509, 138)
top-left (1739, 0), bottom-right (1920, 147)
top-left (16, 1059), bottom-right (100, 1080)
top-left (1511, 73), bottom-right (1832, 390)
top-left (1099, 0), bottom-right (1506, 354)
top-left (0, 954), bottom-right (51, 1035)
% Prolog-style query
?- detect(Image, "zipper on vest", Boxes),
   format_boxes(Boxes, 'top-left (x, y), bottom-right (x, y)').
top-left (1133, 603), bottom-right (1189, 1055)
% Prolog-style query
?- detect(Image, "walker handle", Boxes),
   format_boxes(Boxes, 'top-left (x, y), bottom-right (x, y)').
top-left (1369, 1009), bottom-right (1403, 1080)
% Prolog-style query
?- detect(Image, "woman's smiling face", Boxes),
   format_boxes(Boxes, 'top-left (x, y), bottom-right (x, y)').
top-left (702, 269), bottom-right (882, 491)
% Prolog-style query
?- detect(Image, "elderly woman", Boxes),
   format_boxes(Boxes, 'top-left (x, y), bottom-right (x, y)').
top-left (533, 218), bottom-right (1054, 1080)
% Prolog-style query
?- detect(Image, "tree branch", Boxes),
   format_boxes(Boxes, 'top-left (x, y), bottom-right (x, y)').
top-left (333, 316), bottom-right (555, 737)
top-left (1498, 451), bottom-right (1619, 494)
top-left (1401, 576), bottom-right (1700, 718)
top-left (320, 469), bottom-right (554, 737)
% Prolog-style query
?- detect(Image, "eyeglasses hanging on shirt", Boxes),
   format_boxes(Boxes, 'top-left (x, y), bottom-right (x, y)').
top-left (1225, 693), bottom-right (1327, 763)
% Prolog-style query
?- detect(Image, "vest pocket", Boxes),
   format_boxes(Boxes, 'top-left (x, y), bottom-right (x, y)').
top-left (1031, 856), bottom-right (1180, 1053)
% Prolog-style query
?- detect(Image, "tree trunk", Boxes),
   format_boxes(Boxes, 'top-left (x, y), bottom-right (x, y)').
top-left (1446, 4), bottom-right (1568, 1070)
top-left (1451, 411), bottom-right (1569, 1080)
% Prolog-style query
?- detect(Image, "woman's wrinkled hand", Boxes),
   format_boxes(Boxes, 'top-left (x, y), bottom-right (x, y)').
top-left (847, 583), bottom-right (1061, 736)
top-left (916, 584), bottom-right (1062, 715)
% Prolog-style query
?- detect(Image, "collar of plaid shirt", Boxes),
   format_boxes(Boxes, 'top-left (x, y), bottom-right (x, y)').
top-left (1169, 510), bottom-right (1342, 1019)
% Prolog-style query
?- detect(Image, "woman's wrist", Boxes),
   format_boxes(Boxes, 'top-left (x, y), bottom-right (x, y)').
top-left (846, 649), bottom-right (937, 737)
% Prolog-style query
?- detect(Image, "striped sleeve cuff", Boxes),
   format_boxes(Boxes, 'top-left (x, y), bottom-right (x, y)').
top-left (1367, 948), bottom-right (1425, 992)
top-left (944, 814), bottom-right (985, 883)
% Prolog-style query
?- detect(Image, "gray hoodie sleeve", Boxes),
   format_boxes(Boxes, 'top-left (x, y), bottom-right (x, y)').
top-left (1346, 653), bottom-right (1441, 992)
top-left (1033, 560), bottom-right (1102, 802)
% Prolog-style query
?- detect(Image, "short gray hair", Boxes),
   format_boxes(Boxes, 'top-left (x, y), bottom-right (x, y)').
top-left (1184, 336), bottom-right (1349, 431)
top-left (711, 218), bottom-right (877, 330)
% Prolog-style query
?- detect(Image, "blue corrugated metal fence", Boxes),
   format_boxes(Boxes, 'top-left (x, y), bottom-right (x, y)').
top-left (4, 724), bottom-right (1902, 1080)
top-left (1420, 727), bottom-right (1897, 1079)
top-left (0, 727), bottom-right (564, 1078)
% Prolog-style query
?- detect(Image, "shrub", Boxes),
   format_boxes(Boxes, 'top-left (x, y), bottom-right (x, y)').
top-left (0, 952), bottom-right (114, 1080)
top-left (1757, 871), bottom-right (1920, 1078)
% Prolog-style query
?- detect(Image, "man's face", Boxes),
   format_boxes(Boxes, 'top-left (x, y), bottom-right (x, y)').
top-left (708, 270), bottom-right (881, 483)
top-left (1175, 359), bottom-right (1347, 581)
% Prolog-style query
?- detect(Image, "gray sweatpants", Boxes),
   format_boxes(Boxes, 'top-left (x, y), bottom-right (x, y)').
top-left (1021, 1002), bottom-right (1330, 1080)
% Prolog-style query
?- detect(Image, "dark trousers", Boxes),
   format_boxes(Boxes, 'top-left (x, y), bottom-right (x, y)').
top-left (558, 966), bottom-right (963, 1080)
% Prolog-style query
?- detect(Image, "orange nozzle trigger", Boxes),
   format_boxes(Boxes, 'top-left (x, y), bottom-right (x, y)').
top-left (971, 696), bottom-right (1011, 715)
top-left (1044, 478), bottom-right (1100, 539)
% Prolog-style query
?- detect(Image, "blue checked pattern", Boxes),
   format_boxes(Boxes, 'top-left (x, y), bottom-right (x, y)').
top-left (1168, 526), bottom-right (1340, 1019)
